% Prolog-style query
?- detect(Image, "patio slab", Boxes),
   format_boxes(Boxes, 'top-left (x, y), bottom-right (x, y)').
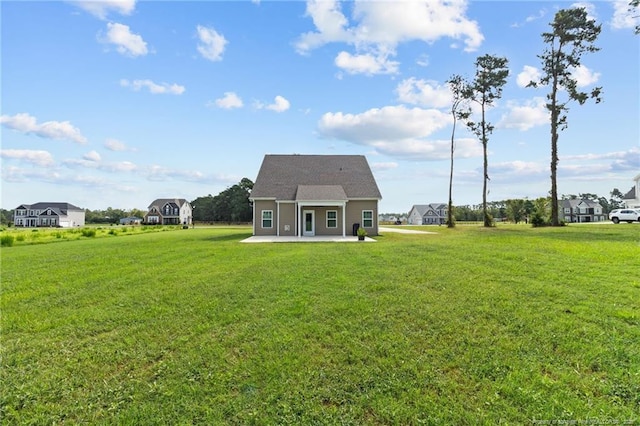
top-left (240, 235), bottom-right (376, 243)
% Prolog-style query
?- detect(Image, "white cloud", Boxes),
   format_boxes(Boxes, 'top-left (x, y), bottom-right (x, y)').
top-left (104, 138), bottom-right (135, 151)
top-left (214, 92), bottom-right (244, 109)
top-left (516, 65), bottom-right (541, 88)
top-left (317, 105), bottom-right (482, 160)
top-left (396, 78), bottom-right (452, 108)
top-left (491, 160), bottom-right (547, 176)
top-left (70, 0), bottom-right (136, 19)
top-left (569, 65), bottom-right (600, 87)
top-left (319, 105), bottom-right (450, 142)
top-left (1, 166), bottom-right (63, 183)
top-left (371, 162), bottom-right (399, 171)
top-left (335, 51), bottom-right (399, 75)
top-left (498, 97), bottom-right (549, 131)
top-left (120, 79), bottom-right (185, 94)
top-left (295, 0), bottom-right (351, 53)
top-left (266, 96), bottom-right (291, 112)
top-left (0, 149), bottom-right (55, 166)
top-left (296, 0), bottom-right (484, 75)
top-left (63, 157), bottom-right (138, 173)
top-left (570, 2), bottom-right (598, 22)
top-left (562, 147), bottom-right (640, 171)
top-left (99, 22), bottom-right (148, 57)
top-left (196, 25), bottom-right (227, 61)
top-left (374, 137), bottom-right (482, 161)
top-left (83, 150), bottom-right (102, 162)
top-left (0, 112), bottom-right (87, 144)
top-left (610, 0), bottom-right (640, 31)
top-left (511, 9), bottom-right (547, 28)
top-left (519, 64), bottom-right (599, 89)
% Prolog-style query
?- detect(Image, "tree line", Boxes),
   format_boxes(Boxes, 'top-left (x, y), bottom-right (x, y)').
top-left (452, 189), bottom-right (627, 225)
top-left (0, 184), bottom-right (628, 227)
top-left (190, 178), bottom-right (253, 224)
top-left (0, 178), bottom-right (254, 226)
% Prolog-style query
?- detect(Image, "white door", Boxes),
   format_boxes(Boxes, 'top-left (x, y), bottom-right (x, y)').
top-left (303, 210), bottom-right (315, 236)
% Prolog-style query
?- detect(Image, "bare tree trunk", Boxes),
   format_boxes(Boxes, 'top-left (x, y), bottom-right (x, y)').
top-left (482, 107), bottom-right (491, 227)
top-left (447, 113), bottom-right (456, 227)
top-left (550, 119), bottom-right (559, 226)
top-left (550, 59), bottom-right (560, 226)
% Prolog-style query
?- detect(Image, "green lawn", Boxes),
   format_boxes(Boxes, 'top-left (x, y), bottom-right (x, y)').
top-left (1, 224), bottom-right (639, 424)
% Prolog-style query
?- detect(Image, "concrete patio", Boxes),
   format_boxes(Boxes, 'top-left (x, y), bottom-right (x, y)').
top-left (240, 235), bottom-right (376, 243)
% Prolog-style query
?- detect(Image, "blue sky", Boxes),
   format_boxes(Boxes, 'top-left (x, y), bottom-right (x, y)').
top-left (1, 0), bottom-right (638, 213)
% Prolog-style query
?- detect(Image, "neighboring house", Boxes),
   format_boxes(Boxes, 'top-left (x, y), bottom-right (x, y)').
top-left (407, 204), bottom-right (448, 225)
top-left (560, 199), bottom-right (606, 223)
top-left (379, 214), bottom-right (407, 224)
top-left (249, 155), bottom-right (382, 237)
top-left (622, 173), bottom-right (640, 208)
top-left (119, 217), bottom-right (142, 225)
top-left (13, 202), bottom-right (85, 228)
top-left (144, 199), bottom-right (192, 225)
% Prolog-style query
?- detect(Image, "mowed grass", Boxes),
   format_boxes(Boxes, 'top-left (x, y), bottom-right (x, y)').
top-left (1, 224), bottom-right (639, 424)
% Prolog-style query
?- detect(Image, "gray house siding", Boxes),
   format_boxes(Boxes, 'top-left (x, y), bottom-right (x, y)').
top-left (249, 155), bottom-right (382, 237)
top-left (254, 200), bottom-right (278, 236)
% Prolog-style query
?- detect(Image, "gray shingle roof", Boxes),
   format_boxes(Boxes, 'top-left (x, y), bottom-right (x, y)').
top-left (623, 186), bottom-right (636, 200)
top-left (17, 202), bottom-right (83, 212)
top-left (296, 185), bottom-right (348, 201)
top-left (410, 204), bottom-right (446, 216)
top-left (148, 198), bottom-right (189, 209)
top-left (250, 155), bottom-right (382, 201)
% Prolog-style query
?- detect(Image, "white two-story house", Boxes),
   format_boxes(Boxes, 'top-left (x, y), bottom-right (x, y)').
top-left (144, 198), bottom-right (192, 225)
top-left (13, 202), bottom-right (85, 227)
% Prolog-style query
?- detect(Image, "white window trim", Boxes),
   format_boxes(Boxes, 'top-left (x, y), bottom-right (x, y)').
top-left (262, 210), bottom-right (273, 229)
top-left (362, 210), bottom-right (373, 228)
top-left (326, 210), bottom-right (338, 228)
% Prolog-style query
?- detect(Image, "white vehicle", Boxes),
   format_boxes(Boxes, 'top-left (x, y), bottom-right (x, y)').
top-left (608, 209), bottom-right (640, 224)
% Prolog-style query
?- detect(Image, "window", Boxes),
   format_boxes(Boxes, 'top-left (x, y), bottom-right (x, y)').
top-left (362, 210), bottom-right (373, 228)
top-left (327, 210), bottom-right (337, 228)
top-left (262, 210), bottom-right (273, 228)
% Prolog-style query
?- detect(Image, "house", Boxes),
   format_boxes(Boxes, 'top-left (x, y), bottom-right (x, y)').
top-left (144, 199), bottom-right (192, 225)
top-left (560, 199), bottom-right (606, 223)
top-left (13, 202), bottom-right (85, 228)
top-left (622, 173), bottom-right (640, 208)
top-left (407, 204), bottom-right (448, 225)
top-left (249, 155), bottom-right (382, 237)
top-left (119, 217), bottom-right (142, 225)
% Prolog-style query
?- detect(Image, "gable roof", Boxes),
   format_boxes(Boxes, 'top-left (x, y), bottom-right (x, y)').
top-left (409, 204), bottom-right (447, 216)
top-left (623, 186), bottom-right (636, 200)
top-left (148, 198), bottom-right (190, 209)
top-left (561, 199), bottom-right (602, 209)
top-left (16, 202), bottom-right (83, 212)
top-left (250, 155), bottom-right (382, 201)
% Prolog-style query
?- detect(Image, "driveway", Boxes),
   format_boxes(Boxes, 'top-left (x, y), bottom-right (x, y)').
top-left (379, 226), bottom-right (438, 234)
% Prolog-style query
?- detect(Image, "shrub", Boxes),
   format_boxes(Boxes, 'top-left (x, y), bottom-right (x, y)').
top-left (81, 228), bottom-right (96, 237)
top-left (530, 212), bottom-right (548, 227)
top-left (16, 234), bottom-right (25, 242)
top-left (108, 229), bottom-right (117, 235)
top-left (1, 235), bottom-right (14, 247)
